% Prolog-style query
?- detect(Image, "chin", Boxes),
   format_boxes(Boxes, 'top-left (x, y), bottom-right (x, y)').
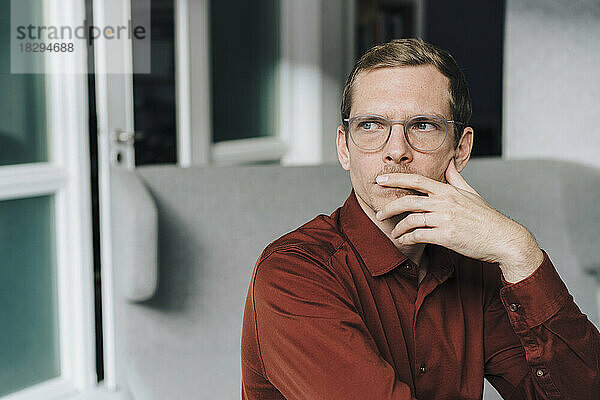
top-left (368, 184), bottom-right (429, 213)
top-left (353, 171), bottom-right (432, 213)
top-left (360, 186), bottom-right (404, 213)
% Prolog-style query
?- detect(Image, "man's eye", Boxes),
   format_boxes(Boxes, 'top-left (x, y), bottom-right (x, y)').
top-left (358, 121), bottom-right (384, 130)
top-left (412, 121), bottom-right (440, 131)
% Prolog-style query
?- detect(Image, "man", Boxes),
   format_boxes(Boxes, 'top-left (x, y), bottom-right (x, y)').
top-left (241, 39), bottom-right (599, 399)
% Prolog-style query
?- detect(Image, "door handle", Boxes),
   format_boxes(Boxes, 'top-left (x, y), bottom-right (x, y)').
top-left (110, 129), bottom-right (141, 169)
top-left (111, 130), bottom-right (146, 144)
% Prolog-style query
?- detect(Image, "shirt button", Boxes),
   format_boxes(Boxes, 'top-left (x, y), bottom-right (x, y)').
top-left (509, 303), bottom-right (520, 312)
top-left (536, 369), bottom-right (545, 377)
top-left (405, 263), bottom-right (412, 269)
top-left (419, 364), bottom-right (426, 374)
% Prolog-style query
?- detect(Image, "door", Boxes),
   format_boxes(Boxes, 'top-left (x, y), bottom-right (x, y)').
top-left (90, 0), bottom-right (152, 389)
top-left (0, 0), bottom-right (97, 398)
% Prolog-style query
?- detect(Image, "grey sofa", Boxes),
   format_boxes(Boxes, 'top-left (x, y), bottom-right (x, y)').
top-left (110, 158), bottom-right (600, 399)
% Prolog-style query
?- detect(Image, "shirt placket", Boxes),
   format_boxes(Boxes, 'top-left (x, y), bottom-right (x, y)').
top-left (384, 259), bottom-right (420, 393)
top-left (411, 260), bottom-right (454, 398)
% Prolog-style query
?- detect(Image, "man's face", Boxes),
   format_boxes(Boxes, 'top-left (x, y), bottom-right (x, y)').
top-left (336, 65), bottom-right (470, 215)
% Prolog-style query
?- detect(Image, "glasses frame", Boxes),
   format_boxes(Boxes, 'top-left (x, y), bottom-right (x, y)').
top-left (343, 114), bottom-right (463, 152)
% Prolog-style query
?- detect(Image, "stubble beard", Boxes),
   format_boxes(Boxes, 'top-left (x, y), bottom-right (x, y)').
top-left (366, 165), bottom-right (447, 215)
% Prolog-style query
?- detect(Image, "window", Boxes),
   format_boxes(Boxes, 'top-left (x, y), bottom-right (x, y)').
top-left (210, 0), bottom-right (280, 144)
top-left (182, 0), bottom-right (353, 166)
top-left (0, 196), bottom-right (60, 396)
top-left (207, 0), bottom-right (285, 164)
top-left (0, 0), bottom-right (96, 398)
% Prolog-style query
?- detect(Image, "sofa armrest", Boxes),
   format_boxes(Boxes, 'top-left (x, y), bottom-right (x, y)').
top-left (110, 167), bottom-right (158, 301)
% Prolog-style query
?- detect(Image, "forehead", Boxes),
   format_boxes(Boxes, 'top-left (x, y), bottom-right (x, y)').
top-left (351, 65), bottom-right (451, 118)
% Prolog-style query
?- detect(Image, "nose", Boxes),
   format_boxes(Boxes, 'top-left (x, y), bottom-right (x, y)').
top-left (382, 123), bottom-right (413, 164)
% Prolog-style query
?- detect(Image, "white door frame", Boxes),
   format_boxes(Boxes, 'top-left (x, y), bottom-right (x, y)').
top-left (91, 0), bottom-right (136, 391)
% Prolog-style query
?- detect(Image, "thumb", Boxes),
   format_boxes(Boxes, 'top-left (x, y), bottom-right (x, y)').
top-left (445, 159), bottom-right (478, 195)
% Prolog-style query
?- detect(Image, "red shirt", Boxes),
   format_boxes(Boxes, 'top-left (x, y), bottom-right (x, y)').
top-left (241, 190), bottom-right (599, 399)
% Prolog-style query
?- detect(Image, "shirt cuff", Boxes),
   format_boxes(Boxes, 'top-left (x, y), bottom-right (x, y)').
top-left (499, 250), bottom-right (570, 331)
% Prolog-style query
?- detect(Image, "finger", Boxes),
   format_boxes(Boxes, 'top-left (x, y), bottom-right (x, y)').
top-left (396, 227), bottom-right (439, 246)
top-left (376, 195), bottom-right (434, 221)
top-left (376, 173), bottom-right (445, 195)
top-left (391, 212), bottom-right (437, 238)
top-left (444, 160), bottom-right (478, 195)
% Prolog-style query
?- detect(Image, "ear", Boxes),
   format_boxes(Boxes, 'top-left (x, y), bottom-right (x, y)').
top-left (336, 125), bottom-right (351, 171)
top-left (453, 126), bottom-right (474, 172)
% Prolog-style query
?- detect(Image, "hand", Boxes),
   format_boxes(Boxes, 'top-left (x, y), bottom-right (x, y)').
top-left (375, 160), bottom-right (544, 283)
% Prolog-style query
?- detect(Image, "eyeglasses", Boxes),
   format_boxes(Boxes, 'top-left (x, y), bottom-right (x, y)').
top-left (343, 114), bottom-right (463, 152)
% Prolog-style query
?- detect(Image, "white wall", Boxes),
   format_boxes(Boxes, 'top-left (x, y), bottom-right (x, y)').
top-left (503, 0), bottom-right (600, 168)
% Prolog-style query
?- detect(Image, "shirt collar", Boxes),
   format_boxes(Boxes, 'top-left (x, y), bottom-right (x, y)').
top-left (339, 189), bottom-right (408, 276)
top-left (338, 189), bottom-right (455, 280)
top-left (426, 244), bottom-right (456, 284)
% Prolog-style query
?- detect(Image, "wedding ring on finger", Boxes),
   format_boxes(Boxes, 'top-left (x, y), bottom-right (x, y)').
top-left (422, 212), bottom-right (428, 227)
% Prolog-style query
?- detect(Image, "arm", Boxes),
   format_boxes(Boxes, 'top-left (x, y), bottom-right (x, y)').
top-left (484, 252), bottom-right (600, 399)
top-left (375, 161), bottom-right (600, 398)
top-left (247, 247), bottom-right (416, 400)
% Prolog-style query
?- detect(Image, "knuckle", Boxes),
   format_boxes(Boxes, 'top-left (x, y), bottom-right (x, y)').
top-left (446, 185), bottom-right (460, 199)
top-left (442, 211), bottom-right (453, 223)
top-left (409, 213), bottom-right (420, 226)
top-left (447, 208), bottom-right (457, 220)
top-left (412, 230), bottom-right (423, 241)
top-left (445, 223), bottom-right (456, 238)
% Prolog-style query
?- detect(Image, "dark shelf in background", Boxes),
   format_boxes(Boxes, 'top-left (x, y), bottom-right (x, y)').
top-left (424, 0), bottom-right (505, 157)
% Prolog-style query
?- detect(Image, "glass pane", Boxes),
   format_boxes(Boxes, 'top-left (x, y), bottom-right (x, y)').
top-left (132, 0), bottom-right (177, 165)
top-left (0, 195), bottom-right (60, 397)
top-left (0, 0), bottom-right (48, 166)
top-left (210, 0), bottom-right (280, 142)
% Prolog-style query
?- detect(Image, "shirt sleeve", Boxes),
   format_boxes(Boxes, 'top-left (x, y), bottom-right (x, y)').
top-left (249, 246), bottom-right (417, 400)
top-left (484, 250), bottom-right (600, 399)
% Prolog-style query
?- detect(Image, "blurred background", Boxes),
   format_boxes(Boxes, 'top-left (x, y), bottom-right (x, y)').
top-left (1, 0), bottom-right (599, 398)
